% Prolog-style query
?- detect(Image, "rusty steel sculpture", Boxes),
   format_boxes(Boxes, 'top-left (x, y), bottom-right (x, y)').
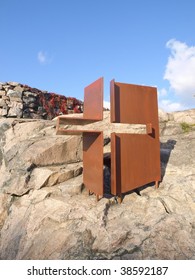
top-left (56, 77), bottom-right (161, 202)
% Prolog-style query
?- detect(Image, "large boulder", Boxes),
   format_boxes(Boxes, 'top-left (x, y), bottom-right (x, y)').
top-left (0, 118), bottom-right (82, 196)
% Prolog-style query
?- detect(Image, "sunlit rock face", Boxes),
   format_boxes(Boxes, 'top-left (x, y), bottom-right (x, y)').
top-left (0, 105), bottom-right (195, 260)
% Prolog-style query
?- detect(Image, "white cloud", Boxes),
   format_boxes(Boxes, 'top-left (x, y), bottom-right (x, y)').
top-left (158, 88), bottom-right (167, 97)
top-left (164, 39), bottom-right (195, 104)
top-left (103, 100), bottom-right (110, 109)
top-left (37, 51), bottom-right (47, 64)
top-left (37, 51), bottom-right (53, 64)
top-left (159, 99), bottom-right (186, 112)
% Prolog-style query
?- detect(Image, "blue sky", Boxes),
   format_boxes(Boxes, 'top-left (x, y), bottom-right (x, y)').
top-left (1, 0), bottom-right (195, 111)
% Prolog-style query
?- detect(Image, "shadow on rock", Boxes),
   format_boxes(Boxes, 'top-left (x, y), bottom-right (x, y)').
top-left (102, 140), bottom-right (177, 200)
top-left (103, 153), bottom-right (112, 197)
top-left (160, 139), bottom-right (177, 179)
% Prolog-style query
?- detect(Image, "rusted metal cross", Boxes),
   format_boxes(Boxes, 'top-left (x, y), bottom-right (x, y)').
top-left (56, 78), bottom-right (161, 202)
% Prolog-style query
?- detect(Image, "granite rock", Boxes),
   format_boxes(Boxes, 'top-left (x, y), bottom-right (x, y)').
top-left (0, 110), bottom-right (194, 260)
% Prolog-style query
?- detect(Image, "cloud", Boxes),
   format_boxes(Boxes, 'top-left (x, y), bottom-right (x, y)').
top-left (37, 51), bottom-right (52, 64)
top-left (103, 100), bottom-right (110, 109)
top-left (37, 51), bottom-right (47, 64)
top-left (159, 99), bottom-right (187, 112)
top-left (158, 88), bottom-right (167, 97)
top-left (164, 39), bottom-right (195, 104)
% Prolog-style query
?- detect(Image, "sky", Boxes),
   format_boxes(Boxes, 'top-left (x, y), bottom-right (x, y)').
top-left (1, 0), bottom-right (195, 112)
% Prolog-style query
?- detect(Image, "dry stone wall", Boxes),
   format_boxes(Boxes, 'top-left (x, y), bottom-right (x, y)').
top-left (0, 82), bottom-right (83, 119)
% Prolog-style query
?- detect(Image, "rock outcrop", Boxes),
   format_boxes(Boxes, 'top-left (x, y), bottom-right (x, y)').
top-left (0, 108), bottom-right (195, 260)
top-left (0, 82), bottom-right (83, 119)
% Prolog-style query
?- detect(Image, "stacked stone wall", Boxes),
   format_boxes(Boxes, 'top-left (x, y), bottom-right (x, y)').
top-left (0, 82), bottom-right (83, 119)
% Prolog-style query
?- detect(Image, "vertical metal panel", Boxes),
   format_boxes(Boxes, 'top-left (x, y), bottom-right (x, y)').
top-left (111, 133), bottom-right (161, 194)
top-left (111, 133), bottom-right (116, 195)
top-left (83, 132), bottom-right (103, 196)
top-left (56, 78), bottom-right (104, 197)
top-left (110, 79), bottom-right (116, 123)
top-left (84, 77), bottom-right (103, 120)
top-left (111, 133), bottom-right (122, 196)
top-left (110, 81), bottom-right (161, 196)
top-left (111, 82), bottom-right (159, 125)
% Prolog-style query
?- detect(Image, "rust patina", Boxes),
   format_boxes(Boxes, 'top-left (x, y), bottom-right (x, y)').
top-left (56, 77), bottom-right (161, 202)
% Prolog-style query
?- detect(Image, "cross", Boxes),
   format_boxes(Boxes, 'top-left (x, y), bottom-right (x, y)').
top-left (56, 78), bottom-right (161, 203)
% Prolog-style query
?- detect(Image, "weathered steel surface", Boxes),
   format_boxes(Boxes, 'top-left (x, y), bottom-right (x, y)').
top-left (111, 133), bottom-right (161, 195)
top-left (110, 80), bottom-right (159, 126)
top-left (84, 77), bottom-right (103, 120)
top-left (56, 77), bottom-right (161, 200)
top-left (56, 77), bottom-right (104, 196)
top-left (56, 77), bottom-right (103, 135)
top-left (111, 132), bottom-right (120, 196)
top-left (110, 80), bottom-right (161, 196)
top-left (83, 132), bottom-right (103, 196)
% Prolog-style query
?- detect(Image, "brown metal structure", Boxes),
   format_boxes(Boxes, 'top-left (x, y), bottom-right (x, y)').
top-left (56, 77), bottom-right (161, 201)
top-left (83, 132), bottom-right (103, 196)
top-left (56, 77), bottom-right (103, 132)
top-left (110, 80), bottom-right (161, 196)
top-left (56, 77), bottom-right (104, 198)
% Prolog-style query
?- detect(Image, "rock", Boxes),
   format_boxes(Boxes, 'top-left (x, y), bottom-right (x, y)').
top-left (8, 82), bottom-right (19, 87)
top-left (0, 107), bottom-right (8, 116)
top-left (0, 193), bottom-right (11, 230)
top-left (158, 108), bottom-right (169, 122)
top-left (23, 91), bottom-right (38, 97)
top-left (1, 95), bottom-right (9, 101)
top-left (2, 85), bottom-right (10, 92)
top-left (0, 99), bottom-right (6, 107)
top-left (13, 86), bottom-right (24, 93)
top-left (28, 163), bottom-right (83, 190)
top-left (0, 98), bottom-right (6, 108)
top-left (0, 119), bottom-right (12, 166)
top-left (0, 90), bottom-right (6, 96)
top-left (25, 136), bottom-right (82, 166)
top-left (5, 174), bottom-right (30, 196)
top-left (7, 101), bottom-right (23, 117)
top-left (59, 174), bottom-right (83, 195)
top-left (171, 109), bottom-right (195, 124)
top-left (0, 109), bottom-right (195, 260)
top-left (7, 89), bottom-right (22, 100)
top-left (0, 119), bottom-right (11, 141)
top-left (0, 119), bottom-right (82, 196)
top-left (0, 81), bottom-right (83, 119)
top-left (160, 122), bottom-right (183, 136)
top-left (23, 96), bottom-right (37, 104)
